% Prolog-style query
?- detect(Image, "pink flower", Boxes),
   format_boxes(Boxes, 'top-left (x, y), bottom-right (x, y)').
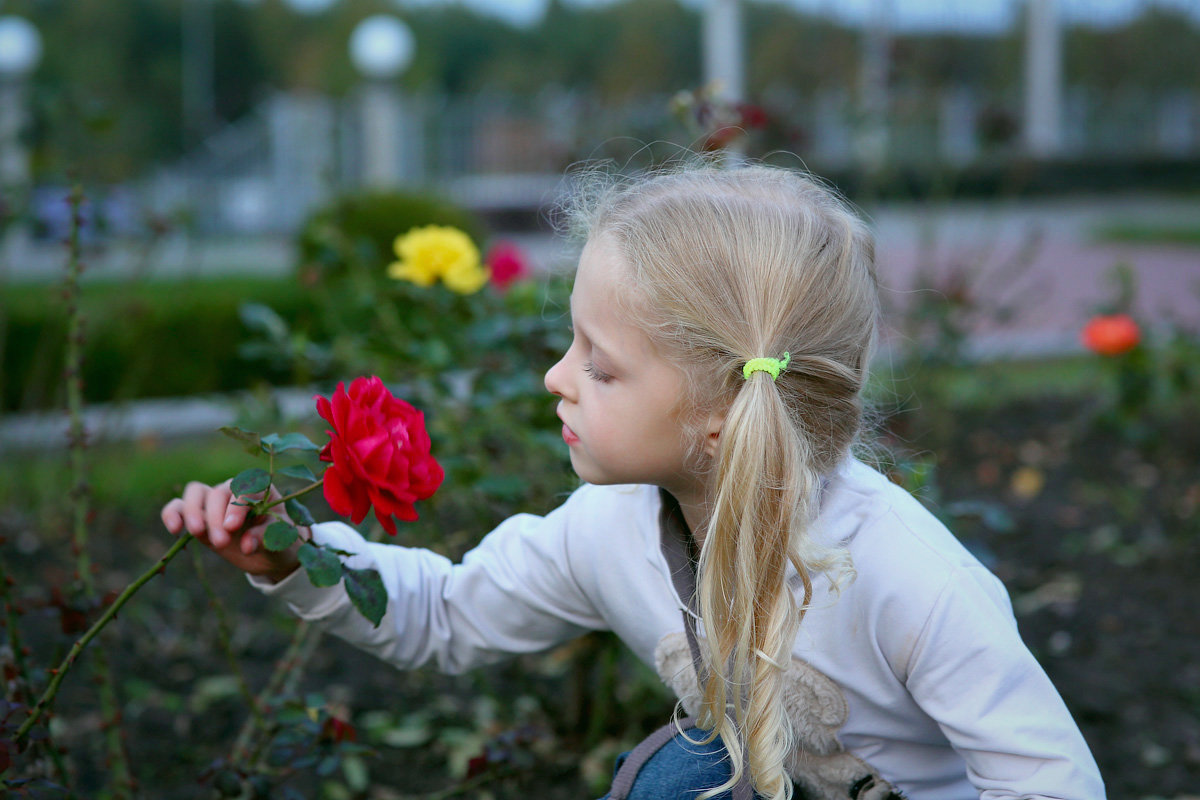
top-left (314, 377), bottom-right (444, 535)
top-left (485, 241), bottom-right (530, 290)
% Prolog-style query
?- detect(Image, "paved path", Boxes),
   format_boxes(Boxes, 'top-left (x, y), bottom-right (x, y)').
top-left (3, 193), bottom-right (1198, 449)
top-left (867, 194), bottom-right (1200, 358)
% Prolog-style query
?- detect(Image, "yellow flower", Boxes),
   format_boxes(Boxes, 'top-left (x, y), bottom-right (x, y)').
top-left (442, 259), bottom-right (490, 294)
top-left (387, 225), bottom-right (484, 293)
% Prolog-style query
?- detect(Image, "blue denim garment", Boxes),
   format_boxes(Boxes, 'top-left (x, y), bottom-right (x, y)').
top-left (600, 726), bottom-right (750, 800)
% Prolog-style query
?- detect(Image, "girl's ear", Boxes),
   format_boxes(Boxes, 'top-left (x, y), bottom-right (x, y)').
top-left (702, 410), bottom-right (725, 460)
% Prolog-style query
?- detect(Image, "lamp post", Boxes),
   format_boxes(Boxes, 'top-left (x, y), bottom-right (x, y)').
top-left (703, 0), bottom-right (746, 163)
top-left (0, 15), bottom-right (42, 261)
top-left (349, 15), bottom-right (415, 188)
top-left (1023, 0), bottom-right (1062, 158)
top-left (857, 0), bottom-right (891, 172)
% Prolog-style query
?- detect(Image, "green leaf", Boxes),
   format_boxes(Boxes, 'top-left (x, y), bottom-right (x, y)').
top-left (279, 464), bottom-right (318, 482)
top-left (219, 426), bottom-right (265, 456)
top-left (262, 432), bottom-right (321, 453)
top-left (231, 468), bottom-right (271, 496)
top-left (286, 498), bottom-right (317, 527)
top-left (342, 755), bottom-right (370, 792)
top-left (264, 521), bottom-right (299, 552)
top-left (344, 568), bottom-right (387, 627)
top-left (298, 543), bottom-right (342, 587)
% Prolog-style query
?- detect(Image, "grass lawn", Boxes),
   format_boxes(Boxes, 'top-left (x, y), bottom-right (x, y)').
top-left (1092, 221), bottom-right (1200, 246)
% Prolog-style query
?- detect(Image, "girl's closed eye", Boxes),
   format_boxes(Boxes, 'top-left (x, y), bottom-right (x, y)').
top-left (583, 362), bottom-right (613, 383)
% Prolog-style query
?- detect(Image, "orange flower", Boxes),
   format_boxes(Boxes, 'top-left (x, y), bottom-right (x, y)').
top-left (1081, 314), bottom-right (1140, 356)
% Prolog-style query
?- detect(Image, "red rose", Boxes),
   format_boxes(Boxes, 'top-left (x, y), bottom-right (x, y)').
top-left (485, 241), bottom-right (530, 290)
top-left (321, 716), bottom-right (357, 743)
top-left (315, 376), bottom-right (444, 535)
top-left (1081, 314), bottom-right (1140, 356)
top-left (738, 102), bottom-right (769, 129)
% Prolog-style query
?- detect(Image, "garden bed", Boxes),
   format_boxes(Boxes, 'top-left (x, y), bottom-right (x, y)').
top-left (2, 390), bottom-right (1198, 798)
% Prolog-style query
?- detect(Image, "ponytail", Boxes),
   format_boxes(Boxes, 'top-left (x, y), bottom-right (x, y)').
top-left (694, 350), bottom-right (863, 800)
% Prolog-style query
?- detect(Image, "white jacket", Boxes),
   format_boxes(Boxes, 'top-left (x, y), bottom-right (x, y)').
top-left (254, 459), bottom-right (1105, 799)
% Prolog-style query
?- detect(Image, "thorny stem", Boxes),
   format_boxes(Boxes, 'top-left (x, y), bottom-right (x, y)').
top-left (229, 621), bottom-right (321, 771)
top-left (62, 184), bottom-right (133, 796)
top-left (0, 557), bottom-right (33, 705)
top-left (14, 533), bottom-right (193, 744)
top-left (190, 546), bottom-right (262, 729)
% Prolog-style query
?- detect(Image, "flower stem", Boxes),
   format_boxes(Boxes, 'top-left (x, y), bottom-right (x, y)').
top-left (191, 544), bottom-right (262, 729)
top-left (251, 479), bottom-right (324, 518)
top-left (229, 620), bottom-right (321, 771)
top-left (14, 533), bottom-right (194, 745)
top-left (62, 183), bottom-right (133, 796)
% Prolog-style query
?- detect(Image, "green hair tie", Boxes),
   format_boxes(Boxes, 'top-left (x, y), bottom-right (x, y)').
top-left (742, 352), bottom-right (791, 381)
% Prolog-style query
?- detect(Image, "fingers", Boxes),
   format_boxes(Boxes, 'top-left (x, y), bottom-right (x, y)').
top-left (162, 478), bottom-right (285, 561)
top-left (205, 483), bottom-right (236, 550)
top-left (181, 482), bottom-right (212, 537)
top-left (161, 497), bottom-right (185, 534)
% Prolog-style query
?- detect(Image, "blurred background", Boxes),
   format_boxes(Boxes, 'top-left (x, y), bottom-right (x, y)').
top-left (1, 0), bottom-right (1198, 235)
top-left (1, 1), bottom-right (1199, 798)
top-left (3, 0), bottom-right (1199, 354)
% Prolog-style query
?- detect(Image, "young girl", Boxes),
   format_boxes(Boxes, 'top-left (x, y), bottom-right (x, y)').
top-left (161, 164), bottom-right (1104, 800)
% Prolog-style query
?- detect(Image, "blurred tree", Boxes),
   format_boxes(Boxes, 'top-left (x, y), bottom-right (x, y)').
top-left (746, 6), bottom-right (858, 94)
top-left (6, 0), bottom-right (1198, 185)
top-left (1065, 6), bottom-right (1200, 91)
top-left (18, 0), bottom-right (268, 182)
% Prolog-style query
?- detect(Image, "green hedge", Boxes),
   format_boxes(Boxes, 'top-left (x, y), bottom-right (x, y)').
top-left (1, 278), bottom-right (314, 412)
top-left (813, 155), bottom-right (1200, 201)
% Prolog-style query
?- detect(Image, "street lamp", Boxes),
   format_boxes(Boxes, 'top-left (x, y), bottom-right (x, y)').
top-left (349, 15), bottom-right (416, 187)
top-left (0, 15), bottom-right (42, 260)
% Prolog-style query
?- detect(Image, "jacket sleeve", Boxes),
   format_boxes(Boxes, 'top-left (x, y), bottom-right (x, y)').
top-left (902, 565), bottom-right (1106, 799)
top-left (249, 498), bottom-right (609, 674)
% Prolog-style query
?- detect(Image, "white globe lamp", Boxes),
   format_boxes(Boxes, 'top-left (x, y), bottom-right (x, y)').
top-left (349, 15), bottom-right (415, 81)
top-left (0, 15), bottom-right (42, 77)
top-left (0, 15), bottom-right (42, 263)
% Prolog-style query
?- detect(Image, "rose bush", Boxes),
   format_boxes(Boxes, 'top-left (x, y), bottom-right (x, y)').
top-left (316, 375), bottom-right (444, 535)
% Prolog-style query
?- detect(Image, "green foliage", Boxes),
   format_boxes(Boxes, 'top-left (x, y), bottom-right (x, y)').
top-left (297, 543), bottom-right (342, 588)
top-left (231, 468), bottom-right (271, 496)
top-left (296, 190), bottom-right (488, 283)
top-left (343, 568), bottom-right (387, 627)
top-left (264, 522), bottom-right (299, 552)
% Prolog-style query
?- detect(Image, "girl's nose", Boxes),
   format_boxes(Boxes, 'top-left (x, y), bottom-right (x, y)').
top-left (544, 353), bottom-right (570, 399)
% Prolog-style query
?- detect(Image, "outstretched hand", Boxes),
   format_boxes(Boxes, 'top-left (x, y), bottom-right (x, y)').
top-left (161, 480), bottom-right (304, 583)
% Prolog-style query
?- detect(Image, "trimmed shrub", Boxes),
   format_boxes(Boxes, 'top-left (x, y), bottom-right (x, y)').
top-left (1, 279), bottom-right (314, 412)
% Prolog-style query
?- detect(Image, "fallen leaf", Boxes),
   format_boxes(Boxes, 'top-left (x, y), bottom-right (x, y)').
top-left (1010, 466), bottom-right (1045, 500)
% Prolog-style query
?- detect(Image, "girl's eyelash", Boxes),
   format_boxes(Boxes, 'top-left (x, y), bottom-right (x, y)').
top-left (583, 362), bottom-right (613, 383)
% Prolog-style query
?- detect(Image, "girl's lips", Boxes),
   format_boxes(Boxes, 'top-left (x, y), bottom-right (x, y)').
top-left (561, 423), bottom-right (580, 446)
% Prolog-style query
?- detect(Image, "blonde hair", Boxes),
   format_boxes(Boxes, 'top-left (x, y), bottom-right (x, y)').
top-left (574, 162), bottom-right (878, 800)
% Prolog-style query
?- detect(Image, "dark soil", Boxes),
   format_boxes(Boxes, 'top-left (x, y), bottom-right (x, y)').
top-left (4, 395), bottom-right (1198, 798)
